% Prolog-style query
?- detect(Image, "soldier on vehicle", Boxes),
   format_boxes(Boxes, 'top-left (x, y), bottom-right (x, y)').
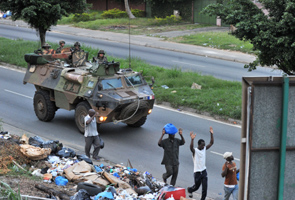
top-left (56, 40), bottom-right (65, 53)
top-left (69, 42), bottom-right (84, 64)
top-left (70, 42), bottom-right (84, 53)
top-left (42, 43), bottom-right (55, 55)
top-left (94, 50), bottom-right (108, 64)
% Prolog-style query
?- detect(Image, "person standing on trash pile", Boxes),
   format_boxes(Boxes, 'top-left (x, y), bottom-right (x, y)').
top-left (56, 40), bottom-right (65, 54)
top-left (187, 126), bottom-right (214, 200)
top-left (84, 109), bottom-right (101, 161)
top-left (222, 152), bottom-right (239, 200)
top-left (42, 43), bottom-right (55, 54)
top-left (158, 123), bottom-right (185, 186)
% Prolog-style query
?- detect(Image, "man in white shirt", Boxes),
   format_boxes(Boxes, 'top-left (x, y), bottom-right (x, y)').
top-left (187, 127), bottom-right (214, 200)
top-left (84, 109), bottom-right (101, 160)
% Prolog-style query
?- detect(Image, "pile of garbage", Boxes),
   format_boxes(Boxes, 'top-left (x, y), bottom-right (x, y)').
top-left (0, 131), bottom-right (187, 200)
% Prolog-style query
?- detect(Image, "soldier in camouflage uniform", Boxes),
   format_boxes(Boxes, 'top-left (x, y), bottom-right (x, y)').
top-left (69, 42), bottom-right (84, 65)
top-left (95, 50), bottom-right (108, 64)
top-left (71, 42), bottom-right (84, 54)
top-left (56, 40), bottom-right (65, 54)
top-left (42, 43), bottom-right (55, 55)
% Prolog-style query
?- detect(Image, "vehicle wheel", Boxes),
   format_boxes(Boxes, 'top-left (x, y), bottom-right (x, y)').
top-left (75, 101), bottom-right (91, 133)
top-left (33, 90), bottom-right (56, 122)
top-left (120, 101), bottom-right (149, 124)
top-left (127, 116), bottom-right (147, 127)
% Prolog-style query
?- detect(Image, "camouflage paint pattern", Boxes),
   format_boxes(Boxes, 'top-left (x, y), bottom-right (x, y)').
top-left (23, 52), bottom-right (155, 126)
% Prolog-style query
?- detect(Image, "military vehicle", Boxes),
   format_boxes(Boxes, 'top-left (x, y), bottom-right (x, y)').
top-left (23, 48), bottom-right (155, 133)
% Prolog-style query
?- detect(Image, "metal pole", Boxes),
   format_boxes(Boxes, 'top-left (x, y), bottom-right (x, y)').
top-left (278, 76), bottom-right (289, 200)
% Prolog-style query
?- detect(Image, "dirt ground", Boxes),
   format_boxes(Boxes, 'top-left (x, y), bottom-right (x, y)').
top-left (1, 175), bottom-right (77, 198)
top-left (0, 137), bottom-right (77, 198)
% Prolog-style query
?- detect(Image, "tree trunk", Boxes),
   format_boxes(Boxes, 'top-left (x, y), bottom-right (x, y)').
top-left (124, 0), bottom-right (135, 19)
top-left (35, 184), bottom-right (71, 200)
top-left (38, 27), bottom-right (47, 47)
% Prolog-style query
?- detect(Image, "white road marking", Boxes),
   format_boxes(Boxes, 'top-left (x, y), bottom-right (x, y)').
top-left (4, 89), bottom-right (33, 99)
top-left (211, 151), bottom-right (240, 161)
top-left (172, 60), bottom-right (205, 67)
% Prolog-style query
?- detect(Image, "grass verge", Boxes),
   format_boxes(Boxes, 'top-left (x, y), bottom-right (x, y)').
top-left (167, 31), bottom-right (256, 54)
top-left (58, 14), bottom-right (210, 35)
top-left (0, 37), bottom-right (242, 121)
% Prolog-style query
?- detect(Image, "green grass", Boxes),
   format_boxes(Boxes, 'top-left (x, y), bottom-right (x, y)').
top-left (57, 11), bottom-right (255, 54)
top-left (168, 31), bottom-right (256, 54)
top-left (0, 37), bottom-right (242, 120)
top-left (58, 14), bottom-right (211, 35)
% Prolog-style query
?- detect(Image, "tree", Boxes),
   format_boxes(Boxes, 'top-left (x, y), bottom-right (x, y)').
top-left (124, 0), bottom-right (135, 19)
top-left (0, 0), bottom-right (87, 46)
top-left (202, 0), bottom-right (295, 75)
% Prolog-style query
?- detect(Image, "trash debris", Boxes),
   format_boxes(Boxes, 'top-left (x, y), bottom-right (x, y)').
top-left (55, 176), bottom-right (68, 186)
top-left (191, 82), bottom-right (202, 90)
top-left (1, 131), bottom-right (187, 200)
top-left (20, 144), bottom-right (51, 160)
top-left (161, 85), bottom-right (169, 89)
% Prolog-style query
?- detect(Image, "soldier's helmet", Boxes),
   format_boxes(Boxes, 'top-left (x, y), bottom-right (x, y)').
top-left (59, 40), bottom-right (65, 45)
top-left (42, 43), bottom-right (51, 49)
top-left (98, 50), bottom-right (105, 55)
top-left (74, 42), bottom-right (81, 47)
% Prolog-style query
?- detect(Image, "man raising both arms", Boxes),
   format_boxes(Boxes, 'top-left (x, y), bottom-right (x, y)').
top-left (187, 126), bottom-right (214, 200)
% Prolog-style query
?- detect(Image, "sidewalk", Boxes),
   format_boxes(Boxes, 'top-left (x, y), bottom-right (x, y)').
top-left (0, 19), bottom-right (256, 64)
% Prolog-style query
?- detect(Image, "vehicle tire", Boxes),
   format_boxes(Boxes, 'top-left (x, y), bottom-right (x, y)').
top-left (120, 101), bottom-right (149, 124)
top-left (127, 116), bottom-right (147, 127)
top-left (75, 101), bottom-right (91, 133)
top-left (33, 90), bottom-right (56, 122)
top-left (77, 182), bottom-right (102, 196)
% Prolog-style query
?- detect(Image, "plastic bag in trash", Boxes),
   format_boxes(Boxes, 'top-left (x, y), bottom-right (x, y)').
top-left (135, 186), bottom-right (152, 195)
top-left (29, 136), bottom-right (45, 147)
top-left (42, 140), bottom-right (63, 154)
top-left (94, 191), bottom-right (114, 200)
top-left (56, 147), bottom-right (76, 158)
top-left (94, 165), bottom-right (102, 173)
top-left (77, 154), bottom-right (93, 165)
top-left (55, 176), bottom-right (68, 186)
top-left (106, 186), bottom-right (117, 196)
top-left (70, 189), bottom-right (91, 200)
top-left (48, 155), bottom-right (61, 164)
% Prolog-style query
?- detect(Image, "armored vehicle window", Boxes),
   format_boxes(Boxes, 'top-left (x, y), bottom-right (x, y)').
top-left (125, 75), bottom-right (143, 87)
top-left (87, 81), bottom-right (94, 88)
top-left (101, 78), bottom-right (123, 90)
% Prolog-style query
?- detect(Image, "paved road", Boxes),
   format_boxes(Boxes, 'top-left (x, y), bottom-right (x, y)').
top-left (0, 20), bottom-right (284, 81)
top-left (0, 65), bottom-right (241, 199)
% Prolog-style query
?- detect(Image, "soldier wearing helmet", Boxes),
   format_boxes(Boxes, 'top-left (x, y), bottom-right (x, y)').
top-left (70, 41), bottom-right (84, 54)
top-left (56, 40), bottom-right (66, 53)
top-left (94, 49), bottom-right (108, 64)
top-left (42, 43), bottom-right (55, 55)
top-left (69, 41), bottom-right (84, 66)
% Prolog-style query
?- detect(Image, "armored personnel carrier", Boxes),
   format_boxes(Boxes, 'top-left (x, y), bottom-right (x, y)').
top-left (23, 49), bottom-right (155, 133)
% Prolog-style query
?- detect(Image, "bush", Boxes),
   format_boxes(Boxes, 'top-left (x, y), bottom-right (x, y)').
top-left (101, 8), bottom-right (145, 19)
top-left (131, 9), bottom-right (145, 17)
top-left (153, 15), bottom-right (182, 25)
top-left (73, 13), bottom-right (91, 22)
top-left (101, 8), bottom-right (128, 19)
